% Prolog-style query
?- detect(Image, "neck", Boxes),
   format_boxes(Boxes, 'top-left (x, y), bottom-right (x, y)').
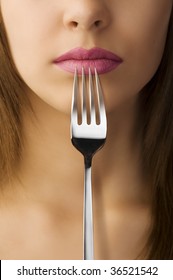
top-left (8, 90), bottom-right (150, 210)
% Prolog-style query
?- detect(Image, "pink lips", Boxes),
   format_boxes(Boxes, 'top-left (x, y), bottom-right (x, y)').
top-left (53, 47), bottom-right (123, 75)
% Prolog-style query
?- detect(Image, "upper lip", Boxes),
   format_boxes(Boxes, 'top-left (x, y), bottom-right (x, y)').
top-left (54, 47), bottom-right (123, 62)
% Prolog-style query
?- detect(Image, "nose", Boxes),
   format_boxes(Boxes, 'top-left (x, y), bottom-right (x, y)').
top-left (63, 0), bottom-right (111, 32)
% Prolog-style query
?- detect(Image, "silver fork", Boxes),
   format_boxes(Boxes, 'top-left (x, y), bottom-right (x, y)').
top-left (71, 67), bottom-right (107, 260)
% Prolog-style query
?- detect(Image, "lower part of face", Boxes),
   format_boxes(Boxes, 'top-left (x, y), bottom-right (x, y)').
top-left (1, 0), bottom-right (172, 115)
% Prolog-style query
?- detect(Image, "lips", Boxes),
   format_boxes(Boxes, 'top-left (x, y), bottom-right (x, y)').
top-left (53, 47), bottom-right (123, 75)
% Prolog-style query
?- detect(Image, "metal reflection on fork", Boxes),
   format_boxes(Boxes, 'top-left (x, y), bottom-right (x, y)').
top-left (71, 67), bottom-right (107, 260)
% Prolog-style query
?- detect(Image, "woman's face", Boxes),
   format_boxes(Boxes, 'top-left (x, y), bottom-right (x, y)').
top-left (1, 0), bottom-right (172, 114)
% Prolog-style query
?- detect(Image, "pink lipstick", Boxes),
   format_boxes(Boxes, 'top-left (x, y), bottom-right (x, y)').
top-left (53, 47), bottom-right (123, 75)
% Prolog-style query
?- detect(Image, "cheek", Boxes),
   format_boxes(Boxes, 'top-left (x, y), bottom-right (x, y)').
top-left (102, 8), bottom-right (171, 112)
top-left (126, 3), bottom-right (171, 77)
top-left (1, 2), bottom-right (52, 71)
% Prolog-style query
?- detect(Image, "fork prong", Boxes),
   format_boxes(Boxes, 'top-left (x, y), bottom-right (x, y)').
top-left (82, 67), bottom-right (87, 124)
top-left (71, 68), bottom-right (78, 124)
top-left (89, 68), bottom-right (96, 124)
top-left (95, 68), bottom-right (107, 124)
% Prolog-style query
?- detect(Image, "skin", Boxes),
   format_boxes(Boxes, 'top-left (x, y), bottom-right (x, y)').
top-left (0, 0), bottom-right (172, 259)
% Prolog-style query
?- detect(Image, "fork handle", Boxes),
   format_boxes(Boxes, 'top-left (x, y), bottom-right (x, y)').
top-left (84, 157), bottom-right (94, 260)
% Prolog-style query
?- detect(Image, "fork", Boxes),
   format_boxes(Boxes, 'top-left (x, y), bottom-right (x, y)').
top-left (71, 67), bottom-right (107, 260)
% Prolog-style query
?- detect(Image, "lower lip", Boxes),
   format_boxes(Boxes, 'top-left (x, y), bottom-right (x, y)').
top-left (54, 59), bottom-right (122, 75)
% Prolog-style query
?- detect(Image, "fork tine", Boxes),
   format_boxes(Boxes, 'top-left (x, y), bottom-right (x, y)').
top-left (82, 67), bottom-right (87, 124)
top-left (89, 68), bottom-right (96, 124)
top-left (71, 68), bottom-right (78, 125)
top-left (95, 68), bottom-right (107, 124)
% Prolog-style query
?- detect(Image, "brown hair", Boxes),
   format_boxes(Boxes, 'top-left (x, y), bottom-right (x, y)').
top-left (139, 10), bottom-right (173, 259)
top-left (0, 15), bottom-right (30, 185)
top-left (0, 9), bottom-right (173, 259)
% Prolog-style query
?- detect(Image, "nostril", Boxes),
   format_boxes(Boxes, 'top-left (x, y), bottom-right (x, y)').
top-left (70, 20), bottom-right (101, 29)
top-left (70, 21), bottom-right (78, 28)
top-left (94, 20), bottom-right (102, 27)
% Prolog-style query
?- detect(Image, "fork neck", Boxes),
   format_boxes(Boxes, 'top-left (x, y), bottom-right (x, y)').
top-left (84, 156), bottom-right (92, 168)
